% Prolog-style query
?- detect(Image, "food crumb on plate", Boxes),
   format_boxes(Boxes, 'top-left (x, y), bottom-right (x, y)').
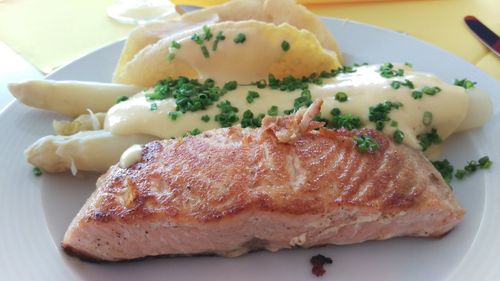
top-left (310, 254), bottom-right (333, 277)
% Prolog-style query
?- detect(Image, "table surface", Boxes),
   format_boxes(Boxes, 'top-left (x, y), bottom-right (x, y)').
top-left (0, 0), bottom-right (499, 111)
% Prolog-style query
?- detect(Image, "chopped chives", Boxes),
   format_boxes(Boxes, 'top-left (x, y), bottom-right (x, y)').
top-left (212, 31), bottom-right (226, 51)
top-left (201, 115), bottom-right (210, 122)
top-left (478, 156), bottom-right (493, 169)
top-left (214, 100), bottom-right (239, 127)
top-left (189, 128), bottom-right (201, 136)
top-left (32, 167), bottom-right (42, 177)
top-left (255, 79), bottom-right (267, 89)
top-left (393, 129), bottom-right (404, 144)
top-left (423, 111), bottom-right (433, 126)
top-left (353, 135), bottom-right (380, 153)
top-left (335, 92), bottom-right (348, 102)
top-left (454, 78), bottom-right (476, 89)
top-left (417, 128), bottom-right (441, 151)
top-left (432, 159), bottom-right (454, 184)
top-left (223, 80), bottom-right (238, 91)
top-left (116, 96), bottom-right (129, 103)
top-left (202, 25), bottom-right (213, 41)
top-left (170, 40), bottom-right (181, 49)
top-left (391, 79), bottom-right (414, 90)
top-left (379, 63), bottom-right (404, 78)
top-left (281, 40), bottom-right (290, 52)
top-left (191, 33), bottom-right (204, 45)
top-left (368, 101), bottom-right (403, 131)
top-left (241, 110), bottom-right (265, 128)
top-left (233, 33), bottom-right (246, 44)
top-left (331, 111), bottom-right (361, 130)
top-left (168, 111), bottom-right (181, 121)
top-left (246, 91), bottom-right (260, 103)
top-left (267, 105), bottom-right (279, 116)
top-left (201, 45), bottom-right (210, 58)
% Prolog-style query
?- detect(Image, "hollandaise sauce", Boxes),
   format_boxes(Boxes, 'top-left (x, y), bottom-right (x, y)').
top-left (105, 64), bottom-right (473, 152)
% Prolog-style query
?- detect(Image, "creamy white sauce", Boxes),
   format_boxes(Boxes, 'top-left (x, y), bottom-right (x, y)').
top-left (119, 144), bottom-right (143, 169)
top-left (172, 23), bottom-right (283, 83)
top-left (105, 64), bottom-right (470, 151)
top-left (166, 21), bottom-right (339, 84)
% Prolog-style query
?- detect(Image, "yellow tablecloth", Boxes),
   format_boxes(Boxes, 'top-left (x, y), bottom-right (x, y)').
top-left (0, 0), bottom-right (498, 79)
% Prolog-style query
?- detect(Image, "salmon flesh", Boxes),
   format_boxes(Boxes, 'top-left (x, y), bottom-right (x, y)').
top-left (62, 100), bottom-right (464, 262)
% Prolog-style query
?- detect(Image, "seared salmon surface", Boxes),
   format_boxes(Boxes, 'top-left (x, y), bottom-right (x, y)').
top-left (62, 100), bottom-right (464, 262)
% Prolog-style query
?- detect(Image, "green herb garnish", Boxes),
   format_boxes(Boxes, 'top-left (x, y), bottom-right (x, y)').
top-left (241, 110), bottom-right (265, 128)
top-left (368, 101), bottom-right (403, 131)
top-left (432, 159), bottom-right (454, 184)
top-left (455, 156), bottom-right (493, 179)
top-left (146, 76), bottom-right (233, 113)
top-left (168, 111), bottom-right (181, 121)
top-left (32, 167), bottom-right (42, 177)
top-left (267, 105), bottom-right (279, 116)
top-left (201, 45), bottom-right (210, 58)
top-left (202, 25), bottom-right (213, 41)
top-left (330, 107), bottom-right (341, 116)
top-left (454, 78), bottom-right (477, 89)
top-left (393, 128), bottom-right (404, 144)
top-left (246, 91), bottom-right (260, 103)
top-left (411, 90), bottom-right (423, 99)
top-left (478, 156), bottom-right (493, 169)
top-left (353, 135), bottom-right (380, 153)
top-left (167, 53), bottom-right (175, 62)
top-left (201, 115), bottom-right (210, 122)
top-left (281, 40), bottom-right (290, 52)
top-left (150, 103), bottom-right (158, 112)
top-left (255, 79), bottom-right (267, 89)
top-left (116, 96), bottom-right (129, 103)
top-left (212, 31), bottom-right (226, 51)
top-left (189, 128), bottom-right (201, 136)
top-left (268, 74), bottom-right (308, 91)
top-left (390, 79), bottom-right (414, 90)
top-left (291, 89), bottom-right (312, 112)
top-left (422, 86), bottom-right (441, 95)
top-left (379, 63), bottom-right (404, 78)
top-left (331, 113), bottom-right (361, 130)
top-left (417, 128), bottom-right (441, 151)
top-left (170, 40), bottom-right (181, 49)
top-left (233, 33), bottom-right (246, 44)
top-left (191, 33), bottom-right (204, 45)
top-left (423, 111), bottom-right (433, 126)
top-left (335, 92), bottom-right (348, 102)
top-left (223, 80), bottom-right (238, 91)
top-left (214, 100), bottom-right (239, 127)
top-left (411, 86), bottom-right (441, 99)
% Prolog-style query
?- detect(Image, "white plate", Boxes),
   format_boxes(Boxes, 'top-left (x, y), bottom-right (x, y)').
top-left (1, 18), bottom-right (499, 281)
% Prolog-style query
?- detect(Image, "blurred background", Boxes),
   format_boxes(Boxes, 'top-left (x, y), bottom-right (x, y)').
top-left (0, 0), bottom-right (498, 109)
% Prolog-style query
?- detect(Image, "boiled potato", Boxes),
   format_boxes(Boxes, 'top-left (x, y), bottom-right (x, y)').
top-left (113, 0), bottom-right (344, 83)
top-left (114, 20), bottom-right (341, 86)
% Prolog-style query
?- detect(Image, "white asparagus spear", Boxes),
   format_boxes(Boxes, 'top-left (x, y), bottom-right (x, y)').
top-left (25, 130), bottom-right (156, 174)
top-left (8, 80), bottom-right (144, 117)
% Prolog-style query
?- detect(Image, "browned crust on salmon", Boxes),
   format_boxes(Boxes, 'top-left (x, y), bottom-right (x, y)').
top-left (62, 100), bottom-right (464, 261)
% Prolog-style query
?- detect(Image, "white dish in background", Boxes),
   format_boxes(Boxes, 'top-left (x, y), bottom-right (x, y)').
top-left (0, 18), bottom-right (499, 281)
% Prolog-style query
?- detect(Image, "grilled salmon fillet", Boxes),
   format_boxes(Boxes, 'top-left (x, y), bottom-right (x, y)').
top-left (62, 100), bottom-right (464, 262)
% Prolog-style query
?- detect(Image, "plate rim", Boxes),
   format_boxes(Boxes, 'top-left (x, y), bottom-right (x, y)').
top-left (1, 16), bottom-right (499, 281)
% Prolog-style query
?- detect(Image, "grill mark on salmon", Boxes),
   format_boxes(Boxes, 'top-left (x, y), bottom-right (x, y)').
top-left (62, 100), bottom-right (464, 262)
